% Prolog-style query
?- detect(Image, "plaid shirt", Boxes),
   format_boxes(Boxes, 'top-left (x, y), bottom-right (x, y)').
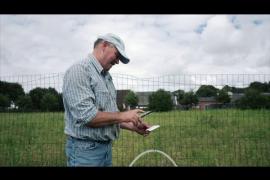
top-left (63, 54), bottom-right (120, 141)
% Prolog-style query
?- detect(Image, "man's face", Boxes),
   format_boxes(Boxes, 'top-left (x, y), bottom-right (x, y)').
top-left (102, 42), bottom-right (120, 71)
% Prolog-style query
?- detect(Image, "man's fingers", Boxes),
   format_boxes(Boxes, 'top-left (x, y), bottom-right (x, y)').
top-left (135, 109), bottom-right (144, 113)
top-left (134, 119), bottom-right (139, 127)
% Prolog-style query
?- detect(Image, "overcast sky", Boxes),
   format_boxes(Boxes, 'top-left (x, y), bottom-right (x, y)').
top-left (1, 15), bottom-right (270, 79)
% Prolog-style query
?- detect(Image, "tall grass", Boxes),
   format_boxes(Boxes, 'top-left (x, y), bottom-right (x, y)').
top-left (0, 112), bottom-right (65, 166)
top-left (0, 109), bottom-right (269, 166)
top-left (114, 109), bottom-right (270, 166)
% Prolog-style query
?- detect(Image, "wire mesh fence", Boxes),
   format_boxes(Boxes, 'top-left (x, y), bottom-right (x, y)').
top-left (0, 73), bottom-right (269, 166)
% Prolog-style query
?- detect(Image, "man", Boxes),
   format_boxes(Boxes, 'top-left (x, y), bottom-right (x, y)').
top-left (63, 33), bottom-right (151, 166)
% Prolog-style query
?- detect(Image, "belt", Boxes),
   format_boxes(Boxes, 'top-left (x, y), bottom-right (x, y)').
top-left (95, 140), bottom-right (112, 144)
top-left (67, 135), bottom-right (111, 144)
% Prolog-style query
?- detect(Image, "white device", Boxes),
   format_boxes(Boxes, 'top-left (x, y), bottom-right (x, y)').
top-left (146, 125), bottom-right (160, 132)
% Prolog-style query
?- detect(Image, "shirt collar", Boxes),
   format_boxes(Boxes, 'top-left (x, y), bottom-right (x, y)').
top-left (88, 53), bottom-right (104, 75)
top-left (87, 53), bottom-right (112, 80)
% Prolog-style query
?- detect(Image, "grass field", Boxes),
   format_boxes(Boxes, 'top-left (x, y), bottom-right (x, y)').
top-left (0, 109), bottom-right (269, 166)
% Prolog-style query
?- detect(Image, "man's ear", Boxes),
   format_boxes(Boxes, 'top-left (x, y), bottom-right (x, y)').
top-left (103, 41), bottom-right (110, 47)
top-left (101, 42), bottom-right (109, 51)
top-left (99, 42), bottom-right (106, 53)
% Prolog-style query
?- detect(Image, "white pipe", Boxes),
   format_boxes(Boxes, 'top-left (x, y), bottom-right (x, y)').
top-left (129, 149), bottom-right (177, 167)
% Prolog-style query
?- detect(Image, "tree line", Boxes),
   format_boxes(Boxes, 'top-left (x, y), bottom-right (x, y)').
top-left (1, 80), bottom-right (270, 112)
top-left (0, 81), bottom-right (64, 112)
top-left (124, 81), bottom-right (270, 111)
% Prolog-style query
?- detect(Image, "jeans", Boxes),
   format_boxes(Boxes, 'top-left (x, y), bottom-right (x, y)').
top-left (66, 136), bottom-right (112, 167)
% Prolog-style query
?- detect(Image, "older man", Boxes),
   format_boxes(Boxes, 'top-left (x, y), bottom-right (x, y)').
top-left (63, 33), bottom-right (151, 166)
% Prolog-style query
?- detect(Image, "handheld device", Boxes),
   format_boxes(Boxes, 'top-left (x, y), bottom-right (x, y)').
top-left (146, 125), bottom-right (160, 132)
top-left (140, 111), bottom-right (152, 118)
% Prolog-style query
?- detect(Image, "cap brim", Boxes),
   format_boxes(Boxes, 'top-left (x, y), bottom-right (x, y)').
top-left (117, 48), bottom-right (130, 64)
top-left (119, 55), bottom-right (129, 64)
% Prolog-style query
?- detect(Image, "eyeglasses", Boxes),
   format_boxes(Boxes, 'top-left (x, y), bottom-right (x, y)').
top-left (107, 43), bottom-right (120, 60)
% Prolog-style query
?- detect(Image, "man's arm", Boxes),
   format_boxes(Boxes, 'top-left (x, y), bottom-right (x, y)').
top-left (87, 109), bottom-right (144, 127)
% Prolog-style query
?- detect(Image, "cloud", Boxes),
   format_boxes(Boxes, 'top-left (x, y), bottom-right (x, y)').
top-left (0, 15), bottom-right (270, 79)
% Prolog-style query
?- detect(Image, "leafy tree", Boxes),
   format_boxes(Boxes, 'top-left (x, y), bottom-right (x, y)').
top-left (58, 93), bottom-right (64, 111)
top-left (47, 87), bottom-right (59, 97)
top-left (40, 93), bottom-right (59, 111)
top-left (17, 95), bottom-right (33, 111)
top-left (235, 89), bottom-right (269, 109)
top-left (0, 81), bottom-right (25, 105)
top-left (248, 81), bottom-right (269, 93)
top-left (216, 89), bottom-right (231, 104)
top-left (29, 87), bottom-right (62, 111)
top-left (0, 94), bottom-right (10, 110)
top-left (148, 89), bottom-right (173, 112)
top-left (221, 85), bottom-right (232, 92)
top-left (267, 81), bottom-right (270, 92)
top-left (124, 90), bottom-right (138, 109)
top-left (47, 87), bottom-right (63, 111)
top-left (179, 91), bottom-right (198, 109)
top-left (196, 85), bottom-right (218, 97)
top-left (231, 87), bottom-right (246, 94)
top-left (29, 87), bottom-right (48, 110)
top-left (173, 89), bottom-right (185, 104)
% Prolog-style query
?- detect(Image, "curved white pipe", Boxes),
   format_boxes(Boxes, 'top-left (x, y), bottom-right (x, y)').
top-left (129, 149), bottom-right (177, 167)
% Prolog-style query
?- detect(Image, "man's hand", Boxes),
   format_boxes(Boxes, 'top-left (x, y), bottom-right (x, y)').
top-left (119, 109), bottom-right (144, 127)
top-left (120, 121), bottom-right (151, 136)
top-left (135, 121), bottom-right (151, 136)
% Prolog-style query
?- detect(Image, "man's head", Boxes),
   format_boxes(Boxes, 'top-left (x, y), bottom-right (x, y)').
top-left (93, 33), bottom-right (129, 71)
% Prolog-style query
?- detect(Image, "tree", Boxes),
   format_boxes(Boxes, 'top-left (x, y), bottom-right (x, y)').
top-left (231, 86), bottom-right (246, 94)
top-left (216, 89), bottom-right (231, 104)
top-left (29, 87), bottom-right (48, 110)
top-left (179, 91), bottom-right (198, 109)
top-left (235, 89), bottom-right (269, 109)
top-left (124, 90), bottom-right (138, 109)
top-left (173, 89), bottom-right (185, 104)
top-left (267, 81), bottom-right (270, 92)
top-left (40, 93), bottom-right (59, 111)
top-left (47, 87), bottom-right (59, 97)
top-left (148, 89), bottom-right (173, 112)
top-left (29, 87), bottom-right (63, 111)
top-left (0, 94), bottom-right (10, 111)
top-left (249, 81), bottom-right (269, 93)
top-left (58, 93), bottom-right (64, 111)
top-left (196, 85), bottom-right (218, 97)
top-left (0, 81), bottom-right (25, 105)
top-left (17, 95), bottom-right (33, 111)
top-left (221, 85), bottom-right (232, 92)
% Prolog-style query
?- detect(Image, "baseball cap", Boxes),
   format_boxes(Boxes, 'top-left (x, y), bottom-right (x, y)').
top-left (97, 33), bottom-right (130, 64)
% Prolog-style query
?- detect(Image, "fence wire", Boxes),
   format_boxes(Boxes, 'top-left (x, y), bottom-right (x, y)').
top-left (0, 73), bottom-right (269, 166)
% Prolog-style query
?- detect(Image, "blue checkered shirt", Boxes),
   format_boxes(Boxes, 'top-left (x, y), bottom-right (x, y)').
top-left (63, 54), bottom-right (120, 141)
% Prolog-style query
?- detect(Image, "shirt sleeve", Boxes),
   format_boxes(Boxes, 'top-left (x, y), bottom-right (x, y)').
top-left (63, 64), bottom-right (98, 126)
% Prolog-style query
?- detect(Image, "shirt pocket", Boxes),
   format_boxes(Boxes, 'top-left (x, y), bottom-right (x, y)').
top-left (95, 91), bottom-right (111, 111)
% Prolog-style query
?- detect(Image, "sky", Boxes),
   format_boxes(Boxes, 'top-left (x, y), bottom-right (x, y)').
top-left (0, 15), bottom-right (270, 79)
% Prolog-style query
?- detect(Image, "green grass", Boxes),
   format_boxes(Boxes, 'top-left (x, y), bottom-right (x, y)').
top-left (0, 109), bottom-right (269, 166)
top-left (0, 112), bottom-right (65, 166)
